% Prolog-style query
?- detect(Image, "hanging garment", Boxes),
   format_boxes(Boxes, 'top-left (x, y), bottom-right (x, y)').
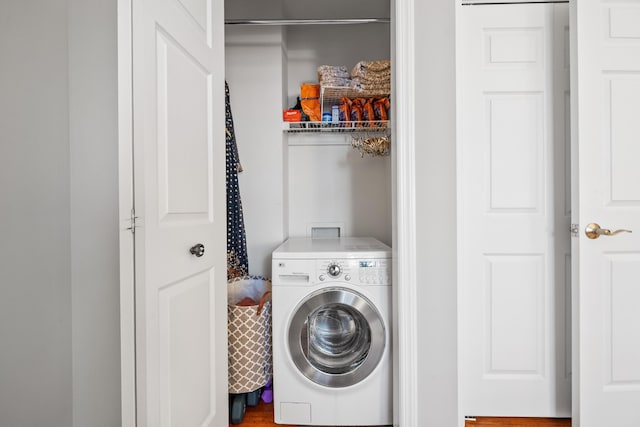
top-left (225, 82), bottom-right (249, 280)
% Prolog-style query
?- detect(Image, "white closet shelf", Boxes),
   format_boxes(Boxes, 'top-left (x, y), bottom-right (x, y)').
top-left (283, 121), bottom-right (390, 133)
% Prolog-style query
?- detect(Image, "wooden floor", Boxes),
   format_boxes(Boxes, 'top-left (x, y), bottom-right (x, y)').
top-left (231, 401), bottom-right (571, 427)
top-left (466, 418), bottom-right (571, 427)
top-left (230, 400), bottom-right (293, 427)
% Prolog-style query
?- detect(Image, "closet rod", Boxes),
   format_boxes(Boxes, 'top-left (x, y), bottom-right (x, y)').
top-left (224, 18), bottom-right (390, 26)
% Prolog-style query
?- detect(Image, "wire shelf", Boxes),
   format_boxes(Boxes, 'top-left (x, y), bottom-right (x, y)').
top-left (283, 121), bottom-right (390, 134)
top-left (283, 86), bottom-right (391, 133)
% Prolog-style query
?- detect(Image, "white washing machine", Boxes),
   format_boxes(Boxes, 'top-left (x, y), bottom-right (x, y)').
top-left (271, 237), bottom-right (392, 426)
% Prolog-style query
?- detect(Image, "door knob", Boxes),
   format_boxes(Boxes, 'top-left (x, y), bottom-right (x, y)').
top-left (585, 223), bottom-right (632, 239)
top-left (189, 243), bottom-right (205, 257)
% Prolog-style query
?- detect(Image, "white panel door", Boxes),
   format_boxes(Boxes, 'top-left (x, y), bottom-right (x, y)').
top-left (459, 3), bottom-right (571, 417)
top-left (132, 0), bottom-right (227, 425)
top-left (573, 0), bottom-right (640, 425)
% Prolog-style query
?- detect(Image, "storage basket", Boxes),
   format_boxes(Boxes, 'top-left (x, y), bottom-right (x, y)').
top-left (227, 275), bottom-right (273, 394)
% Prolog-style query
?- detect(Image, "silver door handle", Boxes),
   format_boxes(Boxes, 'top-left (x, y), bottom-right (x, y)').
top-left (585, 223), bottom-right (632, 239)
top-left (189, 243), bottom-right (205, 257)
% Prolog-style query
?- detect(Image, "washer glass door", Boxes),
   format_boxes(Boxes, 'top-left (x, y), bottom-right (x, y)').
top-left (288, 287), bottom-right (385, 388)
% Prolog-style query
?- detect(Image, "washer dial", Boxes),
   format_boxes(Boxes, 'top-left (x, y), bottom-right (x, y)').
top-left (327, 263), bottom-right (342, 277)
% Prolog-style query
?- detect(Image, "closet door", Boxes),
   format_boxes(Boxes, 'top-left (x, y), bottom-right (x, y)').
top-left (458, 3), bottom-right (571, 417)
top-left (131, 0), bottom-right (227, 425)
top-left (574, 0), bottom-right (640, 425)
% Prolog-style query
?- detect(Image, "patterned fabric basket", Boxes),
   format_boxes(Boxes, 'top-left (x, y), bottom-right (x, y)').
top-left (227, 275), bottom-right (272, 394)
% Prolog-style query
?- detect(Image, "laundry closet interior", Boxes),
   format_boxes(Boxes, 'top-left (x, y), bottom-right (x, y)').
top-left (223, 0), bottom-right (393, 277)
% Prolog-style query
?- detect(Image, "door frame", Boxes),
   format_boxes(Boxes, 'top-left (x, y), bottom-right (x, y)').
top-left (393, 0), bottom-right (420, 426)
top-left (117, 0), bottom-right (420, 426)
top-left (569, 1), bottom-right (579, 423)
top-left (117, 0), bottom-right (136, 425)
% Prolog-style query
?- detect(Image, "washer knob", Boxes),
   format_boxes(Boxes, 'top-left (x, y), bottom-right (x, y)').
top-left (327, 263), bottom-right (341, 277)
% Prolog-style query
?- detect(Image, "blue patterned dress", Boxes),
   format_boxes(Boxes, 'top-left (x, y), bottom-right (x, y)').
top-left (225, 82), bottom-right (249, 280)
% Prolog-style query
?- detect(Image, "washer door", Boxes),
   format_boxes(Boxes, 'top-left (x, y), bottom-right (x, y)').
top-left (288, 287), bottom-right (385, 388)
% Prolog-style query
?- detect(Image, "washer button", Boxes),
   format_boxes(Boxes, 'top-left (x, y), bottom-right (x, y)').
top-left (345, 274), bottom-right (351, 281)
top-left (319, 275), bottom-right (326, 281)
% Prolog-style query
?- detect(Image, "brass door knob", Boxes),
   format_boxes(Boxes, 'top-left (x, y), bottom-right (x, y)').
top-left (585, 223), bottom-right (632, 239)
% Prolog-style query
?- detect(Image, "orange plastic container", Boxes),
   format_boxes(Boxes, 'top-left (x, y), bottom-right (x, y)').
top-left (282, 109), bottom-right (302, 122)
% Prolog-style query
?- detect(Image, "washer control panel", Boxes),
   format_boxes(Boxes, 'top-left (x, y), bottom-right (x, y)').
top-left (317, 259), bottom-right (390, 285)
top-left (356, 259), bottom-right (390, 285)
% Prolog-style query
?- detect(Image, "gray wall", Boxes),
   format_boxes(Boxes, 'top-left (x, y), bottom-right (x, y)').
top-left (414, 0), bottom-right (458, 425)
top-left (0, 1), bottom-right (121, 426)
top-left (0, 1), bottom-right (73, 426)
top-left (68, 0), bottom-right (121, 425)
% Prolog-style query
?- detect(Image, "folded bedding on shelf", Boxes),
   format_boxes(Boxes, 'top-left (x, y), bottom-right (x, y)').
top-left (318, 65), bottom-right (351, 88)
top-left (318, 65), bottom-right (349, 77)
top-left (351, 60), bottom-right (391, 78)
top-left (319, 77), bottom-right (352, 87)
top-left (349, 60), bottom-right (391, 95)
top-left (350, 78), bottom-right (391, 95)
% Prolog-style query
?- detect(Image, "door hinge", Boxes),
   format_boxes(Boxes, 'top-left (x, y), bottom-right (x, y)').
top-left (570, 223), bottom-right (579, 237)
top-left (126, 209), bottom-right (138, 234)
